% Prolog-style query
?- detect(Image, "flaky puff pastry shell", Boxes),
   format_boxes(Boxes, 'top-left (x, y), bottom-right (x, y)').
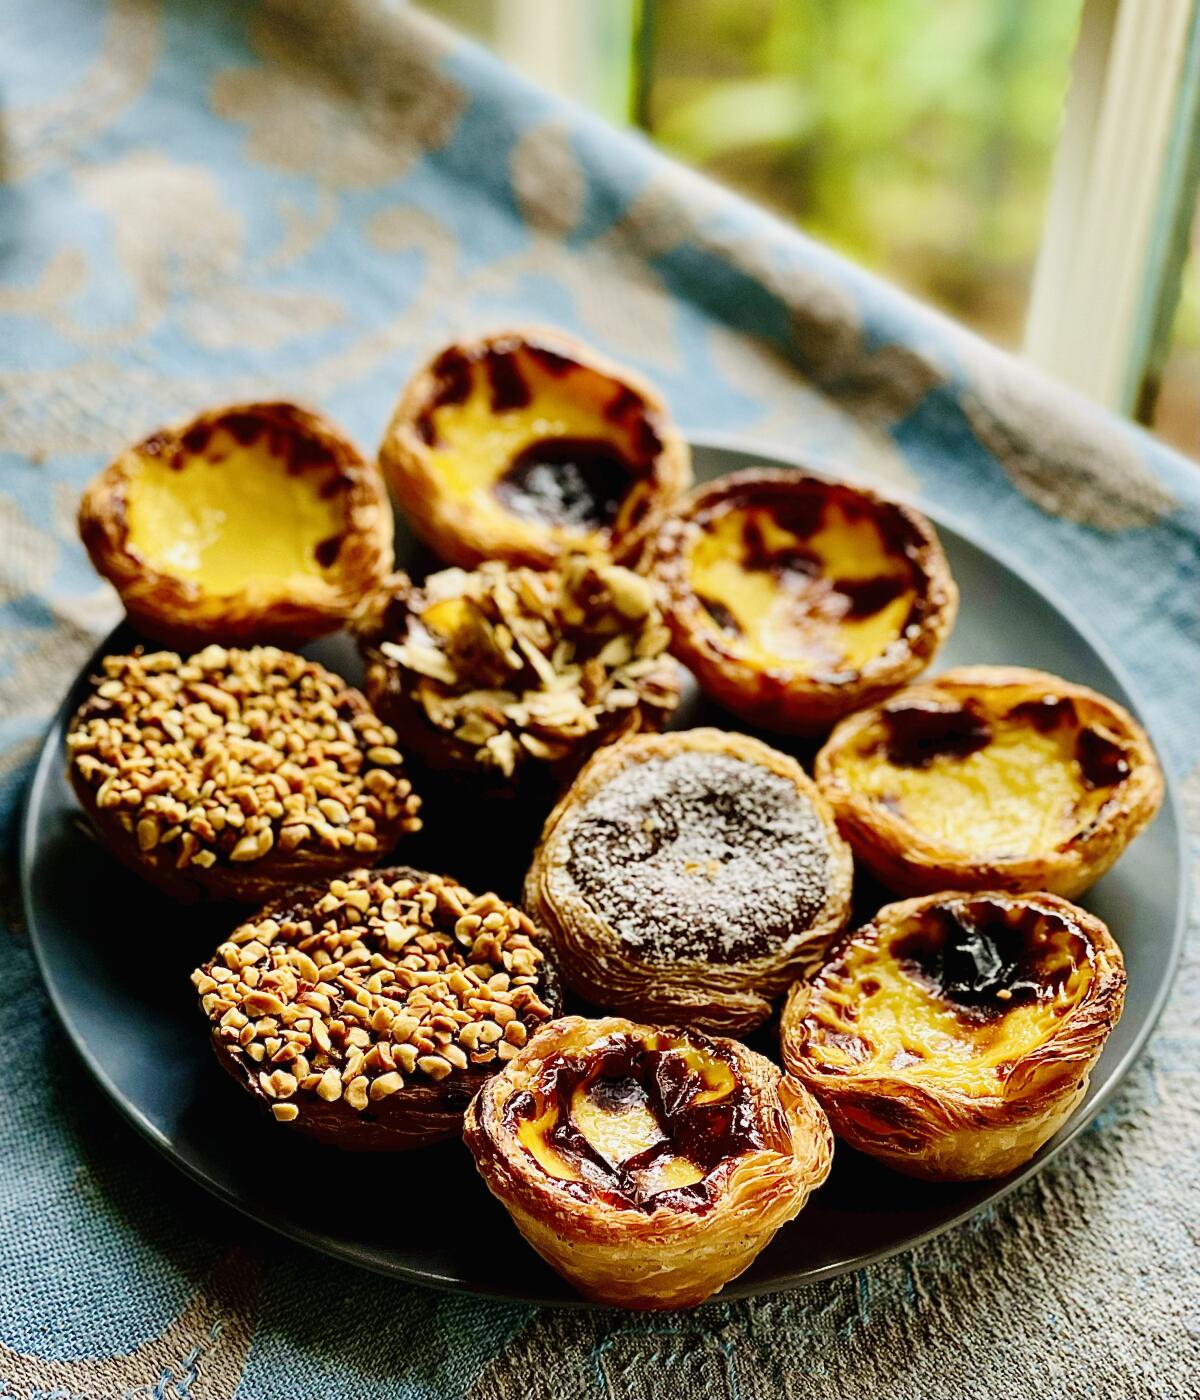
top-left (815, 665), bottom-right (1164, 898)
top-left (647, 468), bottom-right (958, 733)
top-left (525, 728), bottom-right (853, 1036)
top-left (463, 1016), bottom-right (833, 1308)
top-left (781, 892), bottom-right (1125, 1180)
top-left (79, 402), bottom-right (393, 648)
top-left (378, 327), bottom-right (691, 570)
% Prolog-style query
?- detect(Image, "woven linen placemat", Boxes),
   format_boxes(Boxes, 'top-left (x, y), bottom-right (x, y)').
top-left (2, 2), bottom-right (1198, 1396)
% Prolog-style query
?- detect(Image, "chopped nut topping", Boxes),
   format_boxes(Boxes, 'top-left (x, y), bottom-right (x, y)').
top-left (67, 646), bottom-right (422, 873)
top-left (192, 868), bottom-right (556, 1121)
top-left (356, 557), bottom-right (679, 778)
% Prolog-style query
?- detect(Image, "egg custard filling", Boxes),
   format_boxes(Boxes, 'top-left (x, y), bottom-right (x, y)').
top-left (122, 409), bottom-right (349, 601)
top-left (414, 338), bottom-right (665, 540)
top-left (685, 488), bottom-right (927, 678)
top-left (503, 1030), bottom-right (757, 1211)
top-left (831, 692), bottom-right (1130, 858)
top-left (792, 895), bottom-right (1098, 1099)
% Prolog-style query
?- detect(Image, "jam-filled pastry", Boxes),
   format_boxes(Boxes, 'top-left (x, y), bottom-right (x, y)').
top-left (67, 647), bottom-right (422, 903)
top-left (354, 555), bottom-right (679, 785)
top-left (815, 665), bottom-right (1163, 898)
top-left (647, 468), bottom-right (957, 732)
top-left (193, 868), bottom-right (559, 1149)
top-left (463, 1015), bottom-right (833, 1308)
top-left (525, 728), bottom-right (853, 1035)
top-left (378, 328), bottom-right (691, 569)
top-left (79, 401), bottom-right (393, 647)
top-left (780, 892), bottom-right (1126, 1180)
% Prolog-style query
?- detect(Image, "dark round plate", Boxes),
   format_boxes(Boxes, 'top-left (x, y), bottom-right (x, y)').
top-left (20, 441), bottom-right (1188, 1306)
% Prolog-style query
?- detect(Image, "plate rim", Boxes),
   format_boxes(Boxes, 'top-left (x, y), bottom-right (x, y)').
top-left (18, 434), bottom-right (1191, 1308)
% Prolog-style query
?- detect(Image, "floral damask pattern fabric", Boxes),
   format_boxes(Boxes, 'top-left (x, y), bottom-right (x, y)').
top-left (1, 1), bottom-right (1198, 1396)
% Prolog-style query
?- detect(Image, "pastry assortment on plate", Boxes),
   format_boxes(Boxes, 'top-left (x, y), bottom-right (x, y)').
top-left (525, 728), bottom-right (852, 1035)
top-left (193, 868), bottom-right (558, 1148)
top-left (63, 329), bottom-right (1163, 1308)
top-left (780, 892), bottom-right (1126, 1180)
top-left (378, 328), bottom-right (691, 569)
top-left (354, 554), bottom-right (679, 785)
top-left (814, 665), bottom-right (1163, 897)
top-left (464, 1015), bottom-right (832, 1308)
top-left (647, 468), bottom-right (958, 733)
top-left (79, 401), bottom-right (393, 647)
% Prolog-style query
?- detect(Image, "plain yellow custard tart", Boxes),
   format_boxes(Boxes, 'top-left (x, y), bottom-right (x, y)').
top-left (79, 402), bottom-right (393, 647)
top-left (379, 328), bottom-right (691, 569)
top-left (648, 469), bottom-right (958, 733)
top-left (815, 666), bottom-right (1164, 897)
top-left (780, 892), bottom-right (1126, 1180)
top-left (463, 1015), bottom-right (833, 1308)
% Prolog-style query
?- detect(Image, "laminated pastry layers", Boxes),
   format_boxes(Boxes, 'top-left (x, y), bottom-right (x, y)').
top-left (526, 728), bottom-right (853, 1035)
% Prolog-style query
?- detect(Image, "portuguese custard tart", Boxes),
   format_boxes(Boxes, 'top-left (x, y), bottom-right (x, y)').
top-left (525, 728), bottom-right (853, 1035)
top-left (378, 328), bottom-right (691, 569)
top-left (67, 646), bottom-right (422, 903)
top-left (193, 867), bottom-right (559, 1149)
top-left (354, 555), bottom-right (679, 784)
top-left (647, 468), bottom-right (958, 732)
top-left (780, 891), bottom-right (1126, 1180)
top-left (463, 1015), bottom-right (833, 1308)
top-left (815, 665), bottom-right (1164, 898)
top-left (79, 401), bottom-right (393, 647)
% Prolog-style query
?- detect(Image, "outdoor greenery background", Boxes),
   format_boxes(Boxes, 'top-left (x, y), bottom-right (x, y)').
top-left (427, 0), bottom-right (1199, 457)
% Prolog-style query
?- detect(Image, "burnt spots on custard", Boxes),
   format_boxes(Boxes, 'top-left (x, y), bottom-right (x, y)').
top-left (1007, 695), bottom-right (1077, 733)
top-left (313, 534), bottom-right (343, 569)
top-left (180, 423), bottom-right (212, 456)
top-left (834, 574), bottom-right (911, 620)
top-left (697, 595), bottom-right (743, 636)
top-left (882, 698), bottom-right (993, 768)
top-left (415, 347), bottom-right (474, 443)
top-left (1077, 728), bottom-right (1130, 789)
top-left (484, 346), bottom-right (533, 413)
top-left (563, 751), bottom-right (832, 962)
top-left (505, 1034), bottom-right (758, 1210)
top-left (892, 900), bottom-right (1084, 1023)
top-left (494, 437), bottom-right (631, 529)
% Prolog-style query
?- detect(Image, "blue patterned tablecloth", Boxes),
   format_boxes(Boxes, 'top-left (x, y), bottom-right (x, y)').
top-left (2, 2), bottom-right (1199, 1396)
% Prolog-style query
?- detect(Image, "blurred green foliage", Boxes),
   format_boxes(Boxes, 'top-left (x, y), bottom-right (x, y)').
top-left (640, 0), bottom-right (1083, 343)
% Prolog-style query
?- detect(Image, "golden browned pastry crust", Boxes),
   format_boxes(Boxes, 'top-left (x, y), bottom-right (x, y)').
top-left (378, 327), bottom-right (691, 569)
top-left (463, 1015), bottom-right (832, 1308)
top-left (354, 555), bottom-right (679, 787)
top-left (647, 468), bottom-right (958, 733)
top-left (193, 868), bottom-right (559, 1149)
top-left (525, 729), bottom-right (853, 1035)
top-left (79, 401), bottom-right (393, 648)
top-left (814, 665), bottom-right (1164, 898)
top-left (780, 891), bottom-right (1125, 1180)
top-left (67, 647), bottom-right (422, 903)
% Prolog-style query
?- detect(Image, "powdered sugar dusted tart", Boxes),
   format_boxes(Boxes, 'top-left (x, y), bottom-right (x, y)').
top-left (525, 728), bottom-right (853, 1035)
top-left (378, 328), bottom-right (691, 569)
top-left (648, 468), bottom-right (957, 733)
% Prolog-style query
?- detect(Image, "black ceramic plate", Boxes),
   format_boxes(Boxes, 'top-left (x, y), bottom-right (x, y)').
top-left (20, 441), bottom-right (1188, 1306)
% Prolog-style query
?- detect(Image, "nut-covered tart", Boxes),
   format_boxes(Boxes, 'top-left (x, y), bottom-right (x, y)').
top-left (67, 647), bottom-right (421, 903)
top-left (525, 729), bottom-right (853, 1035)
top-left (647, 468), bottom-right (957, 732)
top-left (79, 402), bottom-right (393, 647)
top-left (780, 892), bottom-right (1126, 1180)
top-left (193, 868), bottom-right (559, 1149)
top-left (464, 1015), bottom-right (832, 1308)
top-left (815, 666), bottom-right (1164, 898)
top-left (379, 328), bottom-right (691, 569)
top-left (354, 555), bottom-right (680, 785)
